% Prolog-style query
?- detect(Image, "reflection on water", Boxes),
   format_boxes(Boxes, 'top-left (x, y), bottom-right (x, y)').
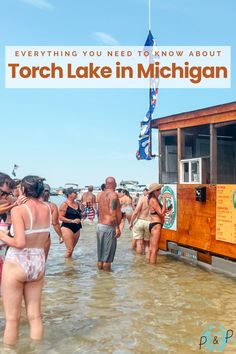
top-left (0, 206), bottom-right (236, 353)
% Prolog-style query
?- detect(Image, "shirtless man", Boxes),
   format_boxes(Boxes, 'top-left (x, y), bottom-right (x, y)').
top-left (129, 191), bottom-right (151, 258)
top-left (0, 173), bottom-right (16, 221)
top-left (0, 173), bottom-right (15, 284)
top-left (81, 185), bottom-right (97, 223)
top-left (97, 177), bottom-right (122, 271)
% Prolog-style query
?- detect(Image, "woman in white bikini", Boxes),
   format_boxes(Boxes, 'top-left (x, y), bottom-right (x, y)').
top-left (119, 189), bottom-right (134, 232)
top-left (0, 176), bottom-right (51, 345)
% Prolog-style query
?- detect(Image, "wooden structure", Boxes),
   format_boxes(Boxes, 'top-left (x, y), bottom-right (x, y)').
top-left (151, 102), bottom-right (236, 261)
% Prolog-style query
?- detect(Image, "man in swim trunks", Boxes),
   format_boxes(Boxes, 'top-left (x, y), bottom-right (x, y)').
top-left (81, 185), bottom-right (97, 223)
top-left (129, 192), bottom-right (151, 258)
top-left (97, 177), bottom-right (122, 272)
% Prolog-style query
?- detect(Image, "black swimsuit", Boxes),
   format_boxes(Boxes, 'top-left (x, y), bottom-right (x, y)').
top-left (61, 204), bottom-right (82, 234)
top-left (149, 202), bottom-right (163, 232)
top-left (149, 222), bottom-right (163, 233)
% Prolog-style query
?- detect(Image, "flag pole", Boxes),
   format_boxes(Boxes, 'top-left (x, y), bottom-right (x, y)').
top-left (149, 87), bottom-right (156, 158)
top-left (149, 0), bottom-right (151, 31)
top-left (148, 0), bottom-right (151, 158)
top-left (148, 0), bottom-right (156, 158)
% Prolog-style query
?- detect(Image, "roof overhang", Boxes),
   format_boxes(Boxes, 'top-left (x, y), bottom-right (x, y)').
top-left (151, 101), bottom-right (236, 131)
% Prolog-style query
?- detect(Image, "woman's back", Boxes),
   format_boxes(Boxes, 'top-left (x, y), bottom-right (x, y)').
top-left (14, 199), bottom-right (51, 248)
top-left (0, 174), bottom-right (52, 345)
top-left (120, 195), bottom-right (132, 207)
top-left (149, 197), bottom-right (164, 223)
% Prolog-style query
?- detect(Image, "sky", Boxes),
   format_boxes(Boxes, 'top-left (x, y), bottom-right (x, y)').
top-left (0, 0), bottom-right (235, 188)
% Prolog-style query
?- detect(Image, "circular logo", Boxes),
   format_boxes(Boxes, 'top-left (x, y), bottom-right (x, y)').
top-left (202, 324), bottom-right (228, 352)
top-left (232, 189), bottom-right (236, 210)
top-left (161, 185), bottom-right (177, 229)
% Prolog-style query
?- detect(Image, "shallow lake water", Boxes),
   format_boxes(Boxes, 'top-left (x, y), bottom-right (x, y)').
top-left (0, 197), bottom-right (236, 353)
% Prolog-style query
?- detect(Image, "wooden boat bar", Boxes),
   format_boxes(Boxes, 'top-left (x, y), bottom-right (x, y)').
top-left (151, 102), bottom-right (236, 265)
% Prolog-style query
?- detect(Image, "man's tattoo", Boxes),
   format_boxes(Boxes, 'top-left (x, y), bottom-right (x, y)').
top-left (110, 198), bottom-right (118, 210)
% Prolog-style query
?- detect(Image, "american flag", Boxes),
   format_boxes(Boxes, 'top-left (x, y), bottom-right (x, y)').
top-left (136, 31), bottom-right (159, 160)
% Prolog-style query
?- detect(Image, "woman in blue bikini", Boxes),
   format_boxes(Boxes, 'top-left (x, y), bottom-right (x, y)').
top-left (148, 183), bottom-right (167, 265)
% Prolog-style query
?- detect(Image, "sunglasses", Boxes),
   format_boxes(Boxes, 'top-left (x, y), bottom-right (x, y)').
top-left (0, 188), bottom-right (12, 197)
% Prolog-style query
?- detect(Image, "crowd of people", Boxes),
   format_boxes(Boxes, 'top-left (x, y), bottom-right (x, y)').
top-left (0, 171), bottom-right (167, 346)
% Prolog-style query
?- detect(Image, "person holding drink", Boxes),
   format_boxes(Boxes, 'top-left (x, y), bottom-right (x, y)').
top-left (0, 172), bottom-right (15, 288)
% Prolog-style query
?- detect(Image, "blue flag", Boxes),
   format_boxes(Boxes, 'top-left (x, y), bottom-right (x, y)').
top-left (136, 31), bottom-right (159, 160)
top-left (12, 164), bottom-right (19, 177)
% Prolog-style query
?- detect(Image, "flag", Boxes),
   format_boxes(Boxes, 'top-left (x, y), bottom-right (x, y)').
top-left (136, 31), bottom-right (159, 160)
top-left (12, 164), bottom-right (19, 177)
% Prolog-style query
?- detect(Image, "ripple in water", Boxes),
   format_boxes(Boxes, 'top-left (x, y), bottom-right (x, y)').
top-left (0, 207), bottom-right (236, 353)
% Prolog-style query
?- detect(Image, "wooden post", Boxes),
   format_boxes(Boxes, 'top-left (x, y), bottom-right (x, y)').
top-left (158, 130), bottom-right (162, 183)
top-left (178, 128), bottom-right (182, 184)
top-left (210, 123), bottom-right (217, 184)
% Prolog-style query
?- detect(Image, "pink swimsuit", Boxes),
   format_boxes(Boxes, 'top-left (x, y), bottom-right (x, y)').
top-left (5, 203), bottom-right (51, 282)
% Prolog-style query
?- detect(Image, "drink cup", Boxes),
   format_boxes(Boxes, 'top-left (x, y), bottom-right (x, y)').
top-left (0, 223), bottom-right (8, 246)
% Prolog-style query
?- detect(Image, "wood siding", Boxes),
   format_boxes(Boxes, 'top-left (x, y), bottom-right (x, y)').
top-left (159, 185), bottom-right (236, 260)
